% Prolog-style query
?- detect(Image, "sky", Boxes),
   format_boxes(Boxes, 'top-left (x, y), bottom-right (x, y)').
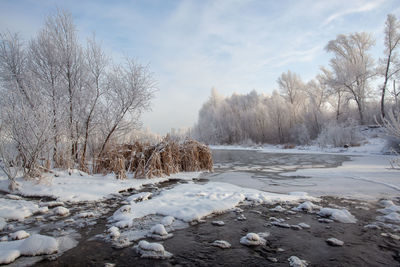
top-left (1, 0), bottom-right (399, 134)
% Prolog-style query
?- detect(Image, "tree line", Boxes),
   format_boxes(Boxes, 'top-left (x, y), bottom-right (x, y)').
top-left (193, 14), bottom-right (400, 146)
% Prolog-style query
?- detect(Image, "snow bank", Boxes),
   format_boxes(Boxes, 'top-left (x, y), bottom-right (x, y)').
top-left (0, 171), bottom-right (202, 203)
top-left (0, 198), bottom-right (39, 221)
top-left (0, 234), bottom-right (58, 264)
top-left (111, 182), bottom-right (315, 226)
top-left (318, 208), bottom-right (357, 223)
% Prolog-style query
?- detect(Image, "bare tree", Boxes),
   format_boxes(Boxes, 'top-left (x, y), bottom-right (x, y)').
top-left (28, 25), bottom-right (63, 165)
top-left (97, 59), bottom-right (155, 158)
top-left (46, 9), bottom-right (84, 161)
top-left (379, 14), bottom-right (400, 118)
top-left (325, 32), bottom-right (376, 124)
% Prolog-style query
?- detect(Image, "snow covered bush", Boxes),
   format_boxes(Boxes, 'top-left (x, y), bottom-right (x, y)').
top-left (316, 120), bottom-right (364, 147)
top-left (381, 110), bottom-right (400, 168)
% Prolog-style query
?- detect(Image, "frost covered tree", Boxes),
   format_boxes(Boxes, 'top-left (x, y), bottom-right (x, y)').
top-left (379, 14), bottom-right (400, 118)
top-left (325, 32), bottom-right (376, 124)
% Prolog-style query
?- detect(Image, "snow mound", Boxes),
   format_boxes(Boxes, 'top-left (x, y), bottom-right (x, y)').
top-left (9, 230), bottom-right (30, 240)
top-left (293, 201), bottom-right (321, 212)
top-left (376, 212), bottom-right (400, 223)
top-left (270, 205), bottom-right (286, 212)
top-left (0, 198), bottom-right (39, 221)
top-left (134, 240), bottom-right (172, 259)
top-left (288, 256), bottom-right (308, 267)
top-left (211, 240), bottom-right (231, 249)
top-left (147, 224), bottom-right (173, 240)
top-left (318, 208), bottom-right (357, 223)
top-left (161, 216), bottom-right (175, 226)
top-left (127, 192), bottom-right (152, 202)
top-left (53, 206), bottom-right (70, 216)
top-left (108, 226), bottom-right (120, 240)
top-left (378, 199), bottom-right (395, 207)
top-left (240, 233), bottom-right (266, 246)
top-left (377, 204), bottom-right (400, 215)
top-left (111, 182), bottom-right (315, 225)
top-left (326, 237), bottom-right (344, 246)
top-left (0, 234), bottom-right (58, 264)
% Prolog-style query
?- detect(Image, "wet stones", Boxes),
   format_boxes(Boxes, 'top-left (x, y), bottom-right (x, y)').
top-left (326, 237), bottom-right (344, 246)
top-left (211, 240), bottom-right (231, 249)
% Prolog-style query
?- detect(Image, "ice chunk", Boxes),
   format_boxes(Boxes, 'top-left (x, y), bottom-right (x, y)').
top-left (147, 224), bottom-right (173, 240)
top-left (377, 205), bottom-right (400, 215)
top-left (270, 205), bottom-right (286, 212)
top-left (161, 216), bottom-right (175, 226)
top-left (134, 240), bottom-right (172, 259)
top-left (288, 256), bottom-right (308, 267)
top-left (9, 230), bottom-right (29, 240)
top-left (240, 233), bottom-right (266, 246)
top-left (293, 201), bottom-right (321, 212)
top-left (318, 208), bottom-right (357, 223)
top-left (53, 206), bottom-right (70, 216)
top-left (211, 240), bottom-right (231, 249)
top-left (376, 212), bottom-right (400, 223)
top-left (326, 237), bottom-right (344, 246)
top-left (108, 226), bottom-right (120, 240)
top-left (378, 199), bottom-right (395, 208)
top-left (271, 222), bottom-right (290, 228)
top-left (211, 221), bottom-right (225, 226)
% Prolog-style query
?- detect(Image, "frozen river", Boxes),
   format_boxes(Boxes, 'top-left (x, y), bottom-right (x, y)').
top-left (208, 149), bottom-right (400, 200)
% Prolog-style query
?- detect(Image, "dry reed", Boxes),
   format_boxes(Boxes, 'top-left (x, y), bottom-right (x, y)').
top-left (94, 138), bottom-right (213, 179)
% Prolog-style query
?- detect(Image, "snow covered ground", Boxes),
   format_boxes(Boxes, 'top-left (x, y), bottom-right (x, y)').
top-left (0, 170), bottom-right (202, 203)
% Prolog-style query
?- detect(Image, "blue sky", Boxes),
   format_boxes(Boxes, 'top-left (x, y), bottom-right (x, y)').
top-left (1, 0), bottom-right (399, 134)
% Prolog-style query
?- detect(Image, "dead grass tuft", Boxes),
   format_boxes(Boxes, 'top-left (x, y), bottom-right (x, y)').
top-left (94, 138), bottom-right (213, 179)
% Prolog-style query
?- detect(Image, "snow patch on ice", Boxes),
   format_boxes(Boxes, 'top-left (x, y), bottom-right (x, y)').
top-left (0, 198), bottom-right (39, 221)
top-left (0, 171), bottom-right (202, 203)
top-left (111, 182), bottom-right (315, 225)
top-left (0, 234), bottom-right (58, 264)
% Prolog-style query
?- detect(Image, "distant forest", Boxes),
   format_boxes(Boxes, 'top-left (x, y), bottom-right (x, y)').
top-left (193, 14), bottom-right (400, 146)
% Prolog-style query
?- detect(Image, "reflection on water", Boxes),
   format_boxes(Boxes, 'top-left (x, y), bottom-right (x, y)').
top-left (207, 149), bottom-right (350, 192)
